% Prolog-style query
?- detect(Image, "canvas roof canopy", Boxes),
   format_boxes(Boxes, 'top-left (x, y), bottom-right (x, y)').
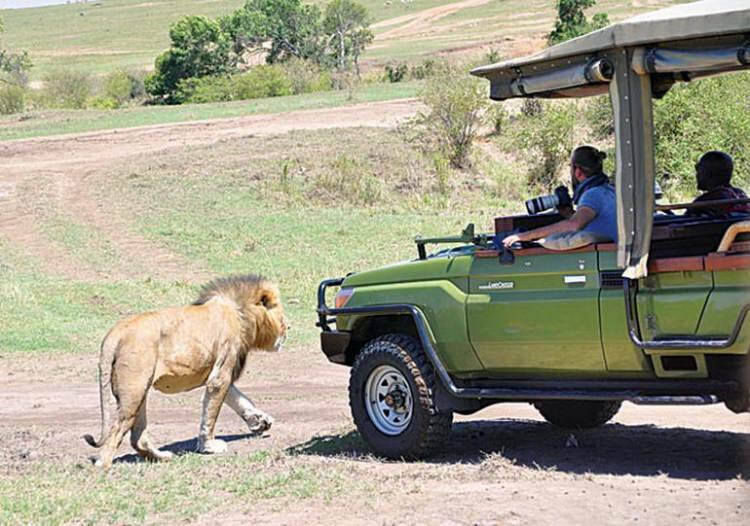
top-left (471, 0), bottom-right (750, 101)
top-left (471, 0), bottom-right (750, 279)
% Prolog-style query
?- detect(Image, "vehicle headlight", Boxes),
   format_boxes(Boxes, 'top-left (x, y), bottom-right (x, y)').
top-left (334, 287), bottom-right (355, 309)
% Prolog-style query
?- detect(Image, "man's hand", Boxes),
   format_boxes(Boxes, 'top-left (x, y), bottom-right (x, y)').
top-left (502, 234), bottom-right (522, 248)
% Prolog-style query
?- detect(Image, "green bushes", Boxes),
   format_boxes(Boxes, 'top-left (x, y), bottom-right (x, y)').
top-left (513, 101), bottom-right (577, 190)
top-left (38, 70), bottom-right (92, 109)
top-left (653, 71), bottom-right (750, 192)
top-left (406, 66), bottom-right (489, 169)
top-left (0, 83), bottom-right (25, 115)
top-left (175, 61), bottom-right (332, 104)
top-left (88, 71), bottom-right (145, 109)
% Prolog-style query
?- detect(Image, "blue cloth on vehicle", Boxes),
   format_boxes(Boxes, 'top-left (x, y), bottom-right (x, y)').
top-left (578, 183), bottom-right (618, 242)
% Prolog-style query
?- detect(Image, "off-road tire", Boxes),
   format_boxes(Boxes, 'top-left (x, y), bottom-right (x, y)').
top-left (349, 334), bottom-right (452, 459)
top-left (534, 400), bottom-right (622, 429)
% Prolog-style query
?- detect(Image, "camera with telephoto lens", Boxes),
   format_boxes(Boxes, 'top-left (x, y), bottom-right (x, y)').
top-left (525, 185), bottom-right (572, 215)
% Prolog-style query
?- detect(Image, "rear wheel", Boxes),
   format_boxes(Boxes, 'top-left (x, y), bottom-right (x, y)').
top-left (349, 334), bottom-right (452, 459)
top-left (534, 400), bottom-right (621, 429)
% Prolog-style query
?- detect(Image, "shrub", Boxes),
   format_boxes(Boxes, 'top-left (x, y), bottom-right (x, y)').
top-left (653, 71), bottom-right (750, 193)
top-left (407, 66), bottom-right (489, 168)
top-left (176, 75), bottom-right (235, 103)
top-left (316, 155), bottom-right (383, 205)
top-left (409, 58), bottom-right (437, 80)
top-left (514, 101), bottom-right (577, 190)
top-left (488, 103), bottom-right (507, 136)
top-left (0, 82), bottom-right (25, 114)
top-left (233, 64), bottom-right (292, 99)
top-left (384, 62), bottom-right (408, 83)
top-left (176, 64), bottom-right (296, 103)
top-left (39, 69), bottom-right (92, 109)
top-left (585, 94), bottom-right (614, 140)
top-left (280, 57), bottom-right (332, 94)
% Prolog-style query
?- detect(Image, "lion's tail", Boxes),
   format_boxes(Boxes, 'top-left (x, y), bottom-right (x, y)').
top-left (83, 334), bottom-right (118, 448)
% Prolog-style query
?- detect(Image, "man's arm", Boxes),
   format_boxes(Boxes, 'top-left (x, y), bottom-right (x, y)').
top-left (502, 206), bottom-right (597, 247)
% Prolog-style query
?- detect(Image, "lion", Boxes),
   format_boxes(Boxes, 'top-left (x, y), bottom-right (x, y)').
top-left (84, 274), bottom-right (288, 469)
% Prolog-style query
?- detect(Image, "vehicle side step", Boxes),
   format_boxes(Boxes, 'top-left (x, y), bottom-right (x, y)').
top-left (630, 395), bottom-right (720, 405)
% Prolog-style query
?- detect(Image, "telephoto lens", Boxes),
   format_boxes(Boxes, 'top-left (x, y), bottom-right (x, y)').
top-left (525, 186), bottom-right (572, 215)
top-left (525, 194), bottom-right (560, 215)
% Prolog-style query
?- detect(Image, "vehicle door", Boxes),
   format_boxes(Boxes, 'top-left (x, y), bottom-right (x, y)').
top-left (466, 247), bottom-right (606, 375)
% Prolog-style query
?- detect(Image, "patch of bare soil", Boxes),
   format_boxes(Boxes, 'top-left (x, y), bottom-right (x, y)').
top-left (0, 99), bottom-right (420, 281)
top-left (373, 0), bottom-right (492, 41)
top-left (1, 349), bottom-right (748, 524)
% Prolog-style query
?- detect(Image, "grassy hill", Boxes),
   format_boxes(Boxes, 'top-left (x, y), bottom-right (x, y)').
top-left (3, 0), bottom-right (684, 80)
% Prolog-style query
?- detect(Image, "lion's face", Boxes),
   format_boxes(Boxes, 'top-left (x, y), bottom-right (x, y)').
top-left (258, 284), bottom-right (288, 352)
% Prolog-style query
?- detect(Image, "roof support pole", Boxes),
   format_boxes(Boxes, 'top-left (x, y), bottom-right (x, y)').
top-left (610, 48), bottom-right (655, 278)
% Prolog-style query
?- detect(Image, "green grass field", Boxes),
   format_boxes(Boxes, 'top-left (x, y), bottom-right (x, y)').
top-left (0, 126), bottom-right (521, 356)
top-left (0, 80), bottom-right (420, 140)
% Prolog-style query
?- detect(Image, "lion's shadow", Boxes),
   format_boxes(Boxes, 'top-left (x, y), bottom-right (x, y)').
top-left (113, 433), bottom-right (252, 464)
top-left (288, 419), bottom-right (750, 481)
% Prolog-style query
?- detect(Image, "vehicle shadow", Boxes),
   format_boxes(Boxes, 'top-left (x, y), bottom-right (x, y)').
top-left (113, 433), bottom-right (252, 464)
top-left (288, 419), bottom-right (750, 481)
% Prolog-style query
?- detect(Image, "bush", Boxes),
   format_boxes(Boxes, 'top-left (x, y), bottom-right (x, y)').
top-left (280, 58), bottom-right (332, 94)
top-left (39, 69), bottom-right (92, 109)
top-left (407, 66), bottom-right (489, 169)
top-left (384, 62), bottom-right (408, 83)
top-left (316, 155), bottom-right (383, 205)
top-left (233, 64), bottom-right (292, 99)
top-left (176, 75), bottom-right (234, 103)
top-left (585, 94), bottom-right (614, 140)
top-left (514, 101), bottom-right (577, 190)
top-left (88, 70), bottom-right (145, 109)
top-left (409, 59), bottom-right (437, 80)
top-left (176, 64), bottom-right (297, 103)
top-left (653, 71), bottom-right (750, 193)
top-left (0, 82), bottom-right (25, 114)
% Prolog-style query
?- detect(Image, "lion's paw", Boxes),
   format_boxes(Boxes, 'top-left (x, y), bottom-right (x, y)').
top-left (245, 413), bottom-right (274, 435)
top-left (198, 439), bottom-right (228, 455)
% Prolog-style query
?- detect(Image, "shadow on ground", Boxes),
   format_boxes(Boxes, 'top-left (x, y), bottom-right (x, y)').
top-left (288, 419), bottom-right (750, 481)
top-left (114, 433), bottom-right (252, 464)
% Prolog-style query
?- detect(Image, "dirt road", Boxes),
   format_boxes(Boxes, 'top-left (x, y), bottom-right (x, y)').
top-left (1, 349), bottom-right (748, 525)
top-left (0, 99), bottom-right (420, 281)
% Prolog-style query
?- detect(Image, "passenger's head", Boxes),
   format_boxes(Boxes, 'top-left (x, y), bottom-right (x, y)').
top-left (696, 151), bottom-right (733, 191)
top-left (570, 146), bottom-right (606, 184)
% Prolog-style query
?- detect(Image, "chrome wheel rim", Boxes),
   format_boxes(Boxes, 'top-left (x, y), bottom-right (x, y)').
top-left (364, 365), bottom-right (413, 436)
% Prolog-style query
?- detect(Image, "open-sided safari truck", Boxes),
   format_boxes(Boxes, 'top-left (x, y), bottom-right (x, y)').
top-left (317, 0), bottom-right (750, 459)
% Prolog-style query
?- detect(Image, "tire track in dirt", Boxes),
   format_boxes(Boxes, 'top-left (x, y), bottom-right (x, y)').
top-left (373, 0), bottom-right (492, 41)
top-left (0, 99), bottom-right (421, 281)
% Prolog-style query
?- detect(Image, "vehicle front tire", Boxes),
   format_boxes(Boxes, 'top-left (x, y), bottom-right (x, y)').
top-left (349, 334), bottom-right (452, 459)
top-left (534, 400), bottom-right (622, 429)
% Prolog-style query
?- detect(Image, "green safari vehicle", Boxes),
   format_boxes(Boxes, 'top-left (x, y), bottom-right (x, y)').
top-left (317, 0), bottom-right (750, 459)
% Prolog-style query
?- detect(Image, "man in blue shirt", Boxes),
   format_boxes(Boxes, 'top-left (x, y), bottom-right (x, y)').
top-left (502, 146), bottom-right (618, 248)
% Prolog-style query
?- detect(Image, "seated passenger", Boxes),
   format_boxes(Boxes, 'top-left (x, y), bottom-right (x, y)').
top-left (503, 146), bottom-right (617, 249)
top-left (686, 151), bottom-right (750, 217)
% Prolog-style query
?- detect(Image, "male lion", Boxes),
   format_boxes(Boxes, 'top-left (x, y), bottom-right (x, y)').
top-left (84, 275), bottom-right (288, 469)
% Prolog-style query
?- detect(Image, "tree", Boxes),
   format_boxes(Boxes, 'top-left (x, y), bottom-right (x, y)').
top-left (145, 16), bottom-right (234, 103)
top-left (221, 0), bottom-right (323, 64)
top-left (548, 0), bottom-right (609, 45)
top-left (322, 0), bottom-right (373, 75)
